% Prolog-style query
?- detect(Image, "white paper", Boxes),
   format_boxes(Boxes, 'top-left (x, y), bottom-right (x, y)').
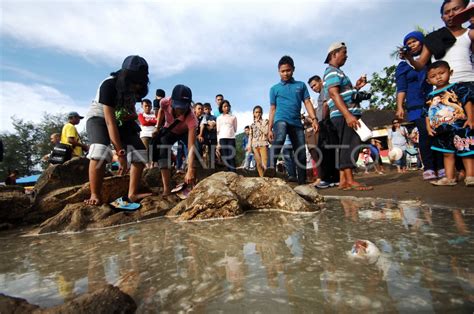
top-left (355, 119), bottom-right (373, 142)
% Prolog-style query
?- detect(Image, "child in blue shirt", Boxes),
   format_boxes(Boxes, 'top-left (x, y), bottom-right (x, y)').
top-left (266, 55), bottom-right (319, 184)
top-left (425, 61), bottom-right (474, 186)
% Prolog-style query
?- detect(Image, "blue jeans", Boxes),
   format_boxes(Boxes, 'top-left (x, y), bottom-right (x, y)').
top-left (270, 121), bottom-right (306, 184)
top-left (282, 144), bottom-right (296, 178)
top-left (243, 151), bottom-right (255, 169)
top-left (176, 140), bottom-right (188, 170)
top-left (219, 138), bottom-right (236, 172)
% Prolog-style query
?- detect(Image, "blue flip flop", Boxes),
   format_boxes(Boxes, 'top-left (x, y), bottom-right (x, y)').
top-left (110, 197), bottom-right (141, 211)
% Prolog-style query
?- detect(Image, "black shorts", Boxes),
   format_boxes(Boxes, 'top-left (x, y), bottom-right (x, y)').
top-left (331, 116), bottom-right (362, 170)
top-left (87, 117), bottom-right (146, 163)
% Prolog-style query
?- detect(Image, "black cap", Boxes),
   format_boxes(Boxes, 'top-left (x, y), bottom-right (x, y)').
top-left (156, 89), bottom-right (165, 97)
top-left (171, 84), bottom-right (192, 110)
top-left (122, 55), bottom-right (148, 73)
top-left (68, 111), bottom-right (84, 119)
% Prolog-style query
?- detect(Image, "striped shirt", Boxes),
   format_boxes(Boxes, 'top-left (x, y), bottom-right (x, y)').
top-left (323, 65), bottom-right (361, 119)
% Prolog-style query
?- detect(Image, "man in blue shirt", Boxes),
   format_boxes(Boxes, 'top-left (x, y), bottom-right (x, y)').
top-left (266, 55), bottom-right (319, 184)
top-left (323, 42), bottom-right (372, 191)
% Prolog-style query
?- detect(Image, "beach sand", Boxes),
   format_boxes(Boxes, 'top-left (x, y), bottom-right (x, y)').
top-left (317, 169), bottom-right (474, 210)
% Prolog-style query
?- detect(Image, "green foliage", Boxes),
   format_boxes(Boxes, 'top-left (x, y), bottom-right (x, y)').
top-left (235, 132), bottom-right (245, 166)
top-left (0, 113), bottom-right (67, 179)
top-left (368, 65), bottom-right (397, 110)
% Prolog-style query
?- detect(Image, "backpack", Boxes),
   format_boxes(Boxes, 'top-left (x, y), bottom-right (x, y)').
top-left (49, 143), bottom-right (73, 164)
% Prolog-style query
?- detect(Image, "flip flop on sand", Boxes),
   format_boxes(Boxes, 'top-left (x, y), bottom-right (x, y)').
top-left (110, 197), bottom-right (141, 211)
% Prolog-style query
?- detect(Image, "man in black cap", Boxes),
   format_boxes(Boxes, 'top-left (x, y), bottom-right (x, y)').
top-left (61, 111), bottom-right (88, 157)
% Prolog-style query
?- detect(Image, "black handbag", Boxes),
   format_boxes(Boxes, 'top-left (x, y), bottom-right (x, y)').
top-left (49, 143), bottom-right (73, 164)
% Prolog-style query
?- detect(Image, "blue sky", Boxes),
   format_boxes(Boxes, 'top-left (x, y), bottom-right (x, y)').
top-left (1, 0), bottom-right (445, 133)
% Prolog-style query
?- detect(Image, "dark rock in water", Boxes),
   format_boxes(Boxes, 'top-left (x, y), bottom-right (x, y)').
top-left (33, 157), bottom-right (90, 202)
top-left (34, 194), bottom-right (179, 234)
top-left (0, 186), bottom-right (32, 224)
top-left (167, 172), bottom-right (323, 221)
top-left (0, 293), bottom-right (40, 313)
top-left (0, 285), bottom-right (136, 313)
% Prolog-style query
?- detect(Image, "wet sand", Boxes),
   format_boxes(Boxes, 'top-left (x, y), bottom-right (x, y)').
top-left (317, 169), bottom-right (474, 210)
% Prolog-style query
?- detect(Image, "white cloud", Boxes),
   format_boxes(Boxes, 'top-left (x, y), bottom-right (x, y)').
top-left (233, 110), bottom-right (255, 133)
top-left (1, 65), bottom-right (60, 85)
top-left (0, 81), bottom-right (86, 133)
top-left (0, 0), bottom-right (367, 77)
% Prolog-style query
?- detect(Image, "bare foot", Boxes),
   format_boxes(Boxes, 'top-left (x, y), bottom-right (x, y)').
top-left (347, 181), bottom-right (373, 191)
top-left (128, 193), bottom-right (153, 203)
top-left (84, 194), bottom-right (102, 206)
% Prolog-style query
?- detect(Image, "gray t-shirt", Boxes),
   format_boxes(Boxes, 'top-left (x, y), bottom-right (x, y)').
top-left (316, 90), bottom-right (328, 121)
top-left (387, 126), bottom-right (408, 150)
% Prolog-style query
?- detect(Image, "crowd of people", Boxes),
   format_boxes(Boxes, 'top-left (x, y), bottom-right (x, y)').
top-left (4, 0), bottom-right (472, 209)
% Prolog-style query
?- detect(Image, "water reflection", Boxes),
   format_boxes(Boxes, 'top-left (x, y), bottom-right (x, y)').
top-left (0, 199), bottom-right (473, 312)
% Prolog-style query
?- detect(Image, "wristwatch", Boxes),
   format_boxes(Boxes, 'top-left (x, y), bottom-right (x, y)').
top-left (117, 149), bottom-right (126, 157)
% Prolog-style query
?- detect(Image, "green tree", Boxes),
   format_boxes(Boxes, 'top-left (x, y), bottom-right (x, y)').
top-left (0, 117), bottom-right (42, 178)
top-left (0, 113), bottom-right (69, 179)
top-left (0, 133), bottom-right (23, 179)
top-left (367, 65), bottom-right (397, 110)
top-left (235, 132), bottom-right (245, 166)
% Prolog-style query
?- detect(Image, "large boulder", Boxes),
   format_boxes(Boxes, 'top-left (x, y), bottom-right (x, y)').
top-left (33, 194), bottom-right (179, 234)
top-left (0, 285), bottom-right (136, 314)
top-left (0, 185), bottom-right (32, 224)
top-left (0, 293), bottom-right (40, 313)
top-left (33, 157), bottom-right (90, 202)
top-left (167, 172), bottom-right (323, 221)
top-left (28, 175), bottom-right (133, 223)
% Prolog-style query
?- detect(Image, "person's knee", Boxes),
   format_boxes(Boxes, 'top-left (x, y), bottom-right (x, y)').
top-left (129, 149), bottom-right (148, 164)
top-left (87, 144), bottom-right (113, 163)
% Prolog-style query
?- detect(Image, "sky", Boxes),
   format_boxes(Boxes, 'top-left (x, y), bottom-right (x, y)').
top-left (0, 0), bottom-right (445, 134)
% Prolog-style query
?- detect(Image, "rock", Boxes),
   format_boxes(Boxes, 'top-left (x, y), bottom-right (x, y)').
top-left (142, 167), bottom-right (162, 188)
top-left (0, 185), bottom-right (25, 193)
top-left (0, 285), bottom-right (136, 314)
top-left (34, 194), bottom-right (180, 234)
top-left (43, 285), bottom-right (136, 314)
top-left (28, 175), bottom-right (133, 224)
top-left (167, 172), bottom-right (323, 221)
top-left (293, 184), bottom-right (325, 204)
top-left (0, 187), bottom-right (32, 224)
top-left (0, 293), bottom-right (40, 313)
top-left (33, 157), bottom-right (90, 202)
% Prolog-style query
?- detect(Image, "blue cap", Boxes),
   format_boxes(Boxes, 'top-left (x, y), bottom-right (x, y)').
top-left (403, 31), bottom-right (424, 46)
top-left (171, 84), bottom-right (192, 110)
top-left (121, 55), bottom-right (148, 73)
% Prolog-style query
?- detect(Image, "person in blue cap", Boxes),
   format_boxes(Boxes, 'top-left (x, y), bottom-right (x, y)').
top-left (152, 84), bottom-right (198, 195)
top-left (84, 55), bottom-right (151, 206)
top-left (396, 31), bottom-right (444, 181)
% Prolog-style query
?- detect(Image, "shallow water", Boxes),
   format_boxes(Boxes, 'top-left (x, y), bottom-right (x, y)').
top-left (1, 199), bottom-right (473, 313)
